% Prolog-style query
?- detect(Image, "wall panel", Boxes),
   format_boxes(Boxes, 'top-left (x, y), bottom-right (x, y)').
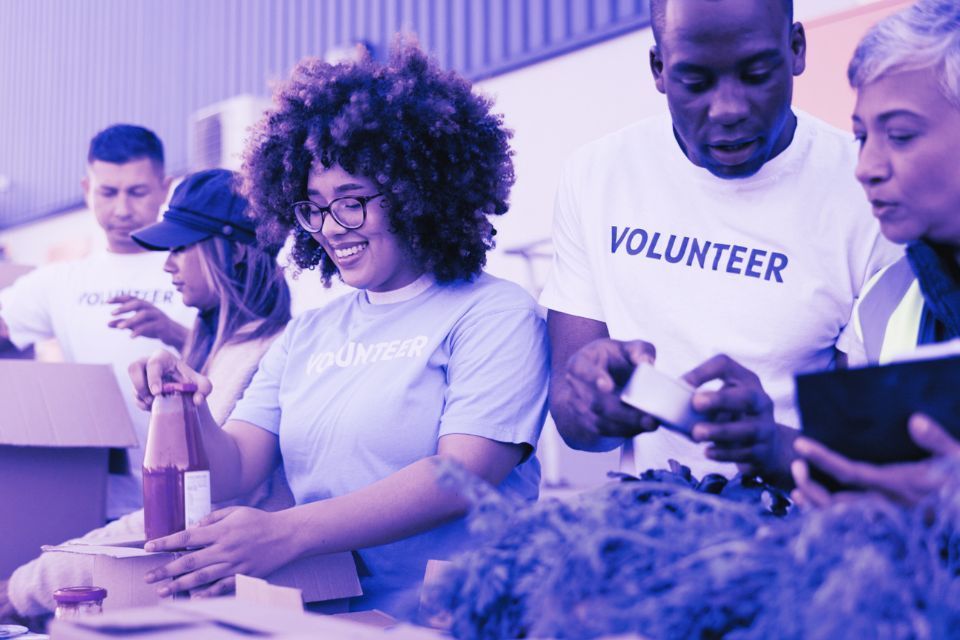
top-left (0, 0), bottom-right (650, 228)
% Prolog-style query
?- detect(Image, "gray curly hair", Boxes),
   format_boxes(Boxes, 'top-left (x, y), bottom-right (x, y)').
top-left (848, 0), bottom-right (960, 107)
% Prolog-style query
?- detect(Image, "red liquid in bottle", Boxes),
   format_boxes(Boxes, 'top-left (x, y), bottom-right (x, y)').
top-left (142, 382), bottom-right (211, 543)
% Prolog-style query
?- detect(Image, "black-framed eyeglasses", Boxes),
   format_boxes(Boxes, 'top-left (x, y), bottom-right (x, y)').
top-left (290, 193), bottom-right (384, 233)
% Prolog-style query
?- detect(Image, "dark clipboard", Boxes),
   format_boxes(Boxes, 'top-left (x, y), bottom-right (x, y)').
top-left (795, 355), bottom-right (960, 490)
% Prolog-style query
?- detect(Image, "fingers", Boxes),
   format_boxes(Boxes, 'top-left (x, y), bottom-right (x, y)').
top-left (129, 320), bottom-right (163, 339)
top-left (793, 436), bottom-right (884, 491)
top-left (682, 353), bottom-right (757, 388)
top-left (144, 350), bottom-right (181, 395)
top-left (110, 298), bottom-right (145, 315)
top-left (156, 561), bottom-right (235, 597)
top-left (623, 340), bottom-right (656, 367)
top-left (692, 419), bottom-right (766, 445)
top-left (198, 507), bottom-right (239, 528)
top-left (790, 459), bottom-right (832, 508)
top-left (568, 339), bottom-right (652, 392)
top-left (190, 576), bottom-right (236, 599)
top-left (692, 386), bottom-right (771, 416)
top-left (705, 443), bottom-right (760, 463)
top-left (128, 357), bottom-right (152, 406)
top-left (145, 524), bottom-right (214, 554)
top-left (910, 413), bottom-right (960, 457)
top-left (566, 372), bottom-right (656, 438)
top-left (567, 350), bottom-right (619, 394)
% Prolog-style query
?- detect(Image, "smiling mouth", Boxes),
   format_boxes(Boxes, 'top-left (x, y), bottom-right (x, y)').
top-left (333, 243), bottom-right (368, 260)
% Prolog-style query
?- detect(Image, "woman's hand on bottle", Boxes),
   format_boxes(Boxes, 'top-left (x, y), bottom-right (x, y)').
top-left (143, 507), bottom-right (298, 596)
top-left (129, 349), bottom-right (213, 410)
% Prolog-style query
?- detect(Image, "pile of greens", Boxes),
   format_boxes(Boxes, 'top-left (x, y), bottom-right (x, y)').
top-left (426, 463), bottom-right (960, 639)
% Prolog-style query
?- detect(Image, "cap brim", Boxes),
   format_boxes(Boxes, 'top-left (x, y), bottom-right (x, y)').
top-left (131, 219), bottom-right (211, 251)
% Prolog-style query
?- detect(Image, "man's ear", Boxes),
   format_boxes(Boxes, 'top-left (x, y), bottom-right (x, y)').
top-left (650, 45), bottom-right (666, 94)
top-left (161, 175), bottom-right (174, 199)
top-left (790, 22), bottom-right (807, 76)
top-left (81, 174), bottom-right (92, 209)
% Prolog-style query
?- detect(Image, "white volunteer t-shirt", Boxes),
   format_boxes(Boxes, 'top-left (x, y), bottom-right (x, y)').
top-left (0, 250), bottom-right (196, 517)
top-left (540, 110), bottom-right (901, 478)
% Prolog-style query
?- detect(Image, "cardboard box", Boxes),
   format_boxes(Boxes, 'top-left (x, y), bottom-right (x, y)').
top-left (0, 360), bottom-right (137, 576)
top-left (49, 595), bottom-right (446, 639)
top-left (0, 262), bottom-right (36, 359)
top-left (43, 538), bottom-right (363, 611)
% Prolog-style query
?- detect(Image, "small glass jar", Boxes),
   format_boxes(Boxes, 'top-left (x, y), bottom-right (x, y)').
top-left (53, 586), bottom-right (107, 619)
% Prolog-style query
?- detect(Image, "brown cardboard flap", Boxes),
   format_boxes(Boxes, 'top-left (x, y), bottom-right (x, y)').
top-left (44, 541), bottom-right (362, 606)
top-left (0, 360), bottom-right (137, 447)
top-left (270, 551), bottom-right (363, 603)
top-left (236, 573), bottom-right (303, 611)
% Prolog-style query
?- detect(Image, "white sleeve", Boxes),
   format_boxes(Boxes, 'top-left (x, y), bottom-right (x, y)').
top-left (836, 233), bottom-right (902, 357)
top-left (537, 160), bottom-right (605, 322)
top-left (0, 265), bottom-right (58, 350)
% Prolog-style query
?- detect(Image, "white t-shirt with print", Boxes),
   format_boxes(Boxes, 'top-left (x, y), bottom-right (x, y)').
top-left (231, 272), bottom-right (549, 615)
top-left (540, 111), bottom-right (901, 478)
top-left (0, 250), bottom-right (196, 517)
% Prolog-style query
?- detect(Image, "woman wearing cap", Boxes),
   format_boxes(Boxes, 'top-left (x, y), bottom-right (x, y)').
top-left (791, 0), bottom-right (960, 508)
top-left (132, 43), bottom-right (548, 614)
top-left (1, 169), bottom-right (293, 621)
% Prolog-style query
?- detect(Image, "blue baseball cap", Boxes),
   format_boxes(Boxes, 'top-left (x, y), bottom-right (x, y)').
top-left (132, 169), bottom-right (257, 250)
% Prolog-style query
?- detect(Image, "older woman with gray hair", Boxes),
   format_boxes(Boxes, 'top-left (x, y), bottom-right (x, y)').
top-left (792, 0), bottom-right (960, 507)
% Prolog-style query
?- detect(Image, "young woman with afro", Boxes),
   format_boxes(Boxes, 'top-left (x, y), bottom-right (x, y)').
top-left (130, 42), bottom-right (549, 615)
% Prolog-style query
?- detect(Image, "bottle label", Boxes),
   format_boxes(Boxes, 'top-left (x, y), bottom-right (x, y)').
top-left (183, 470), bottom-right (212, 528)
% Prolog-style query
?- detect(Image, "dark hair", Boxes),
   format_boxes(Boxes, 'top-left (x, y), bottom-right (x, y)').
top-left (182, 236), bottom-right (291, 373)
top-left (88, 124), bottom-right (165, 170)
top-left (242, 41), bottom-right (515, 285)
top-left (650, 0), bottom-right (794, 43)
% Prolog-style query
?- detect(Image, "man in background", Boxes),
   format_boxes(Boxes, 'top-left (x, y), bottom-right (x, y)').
top-left (0, 123), bottom-right (194, 519)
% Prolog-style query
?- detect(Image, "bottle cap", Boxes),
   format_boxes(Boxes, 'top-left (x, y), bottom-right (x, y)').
top-left (53, 586), bottom-right (107, 603)
top-left (161, 382), bottom-right (199, 394)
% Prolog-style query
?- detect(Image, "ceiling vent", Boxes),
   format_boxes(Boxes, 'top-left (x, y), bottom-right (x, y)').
top-left (188, 95), bottom-right (271, 171)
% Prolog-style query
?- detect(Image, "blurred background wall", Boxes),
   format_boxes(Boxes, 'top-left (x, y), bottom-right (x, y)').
top-left (0, 0), bottom-right (913, 486)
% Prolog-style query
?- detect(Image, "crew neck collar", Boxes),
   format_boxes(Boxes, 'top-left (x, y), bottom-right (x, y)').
top-left (365, 273), bottom-right (435, 305)
top-left (663, 110), bottom-right (812, 191)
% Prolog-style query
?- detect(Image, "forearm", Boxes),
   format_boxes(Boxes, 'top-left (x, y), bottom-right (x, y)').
top-left (193, 403), bottom-right (247, 501)
top-left (281, 456), bottom-right (474, 559)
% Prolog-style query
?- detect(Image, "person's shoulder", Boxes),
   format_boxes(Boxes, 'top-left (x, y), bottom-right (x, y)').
top-left (566, 114), bottom-right (667, 168)
top-left (440, 272), bottom-right (539, 314)
top-left (796, 110), bottom-right (859, 166)
top-left (292, 289), bottom-right (362, 325)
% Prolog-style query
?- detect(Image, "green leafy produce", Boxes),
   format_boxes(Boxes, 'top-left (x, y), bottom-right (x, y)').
top-left (426, 462), bottom-right (960, 639)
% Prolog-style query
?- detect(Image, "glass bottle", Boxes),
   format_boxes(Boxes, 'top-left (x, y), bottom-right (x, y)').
top-left (142, 381), bottom-right (211, 542)
top-left (53, 586), bottom-right (107, 619)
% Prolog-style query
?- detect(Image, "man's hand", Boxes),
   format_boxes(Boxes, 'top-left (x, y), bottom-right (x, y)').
top-left (108, 295), bottom-right (188, 350)
top-left (792, 413), bottom-right (960, 508)
top-left (683, 354), bottom-right (796, 486)
top-left (558, 338), bottom-right (660, 448)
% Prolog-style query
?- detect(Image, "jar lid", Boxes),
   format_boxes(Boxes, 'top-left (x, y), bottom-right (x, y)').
top-left (161, 381), bottom-right (199, 394)
top-left (53, 586), bottom-right (107, 603)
